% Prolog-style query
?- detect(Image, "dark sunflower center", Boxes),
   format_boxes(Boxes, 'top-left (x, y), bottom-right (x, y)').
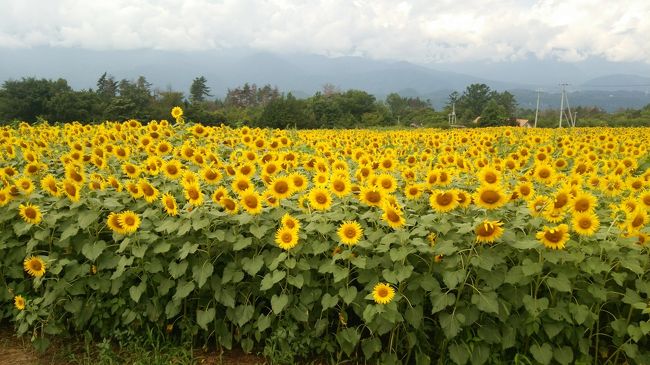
top-left (366, 191), bottom-right (381, 203)
top-left (31, 261), bottom-right (42, 271)
top-left (481, 190), bottom-right (500, 204)
top-left (377, 287), bottom-right (388, 298)
top-left (316, 193), bottom-right (327, 204)
top-left (281, 233), bottom-right (293, 243)
top-left (275, 181), bottom-right (289, 194)
top-left (25, 207), bottom-right (37, 219)
top-left (436, 193), bottom-right (453, 206)
top-left (579, 218), bottom-right (592, 229)
top-left (245, 196), bottom-right (258, 208)
top-left (344, 227), bottom-right (357, 239)
top-left (544, 230), bottom-right (563, 243)
top-left (554, 194), bottom-right (569, 209)
top-left (485, 172), bottom-right (497, 184)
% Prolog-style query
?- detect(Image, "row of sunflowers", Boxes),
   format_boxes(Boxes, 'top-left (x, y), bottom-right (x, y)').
top-left (1, 110), bottom-right (649, 364)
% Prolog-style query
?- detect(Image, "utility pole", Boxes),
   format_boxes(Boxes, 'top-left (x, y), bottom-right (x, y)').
top-left (559, 83), bottom-right (568, 128)
top-left (534, 89), bottom-right (541, 128)
top-left (448, 103), bottom-right (457, 125)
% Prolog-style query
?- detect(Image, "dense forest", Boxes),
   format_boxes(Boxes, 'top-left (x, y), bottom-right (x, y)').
top-left (1, 74), bottom-right (649, 128)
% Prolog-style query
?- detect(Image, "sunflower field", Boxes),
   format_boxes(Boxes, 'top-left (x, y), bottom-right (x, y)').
top-left (1, 110), bottom-right (650, 364)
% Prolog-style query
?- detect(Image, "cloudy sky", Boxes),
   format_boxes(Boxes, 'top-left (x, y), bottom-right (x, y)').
top-left (1, 0), bottom-right (648, 64)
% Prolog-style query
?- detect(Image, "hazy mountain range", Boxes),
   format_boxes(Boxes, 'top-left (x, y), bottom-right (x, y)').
top-left (1, 47), bottom-right (649, 112)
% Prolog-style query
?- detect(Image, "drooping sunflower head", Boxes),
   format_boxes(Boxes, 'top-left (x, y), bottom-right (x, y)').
top-left (23, 256), bottom-right (46, 278)
top-left (475, 220), bottom-right (504, 244)
top-left (372, 283), bottom-right (395, 305)
top-left (19, 203), bottom-right (42, 224)
top-left (275, 226), bottom-right (299, 251)
top-left (337, 221), bottom-right (363, 246)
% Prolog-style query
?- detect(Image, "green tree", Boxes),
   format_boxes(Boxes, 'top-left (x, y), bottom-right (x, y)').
top-left (0, 77), bottom-right (72, 123)
top-left (189, 76), bottom-right (211, 103)
top-left (458, 83), bottom-right (492, 120)
top-left (259, 93), bottom-right (309, 129)
top-left (479, 99), bottom-right (507, 127)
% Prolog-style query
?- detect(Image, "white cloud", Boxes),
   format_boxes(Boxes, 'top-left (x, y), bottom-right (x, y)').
top-left (0, 0), bottom-right (648, 63)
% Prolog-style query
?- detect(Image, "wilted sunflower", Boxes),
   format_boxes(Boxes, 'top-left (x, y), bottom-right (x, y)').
top-left (23, 256), bottom-right (46, 278)
top-left (308, 188), bottom-right (333, 211)
top-left (14, 295), bottom-right (26, 311)
top-left (275, 226), bottom-right (299, 250)
top-left (117, 211), bottom-right (141, 235)
top-left (240, 189), bottom-right (263, 215)
top-left (475, 220), bottom-right (504, 244)
top-left (571, 211), bottom-right (600, 237)
top-left (337, 221), bottom-right (363, 246)
top-left (19, 203), bottom-right (42, 224)
top-left (161, 193), bottom-right (178, 216)
top-left (429, 190), bottom-right (459, 213)
top-left (372, 283), bottom-right (395, 305)
top-left (536, 224), bottom-right (570, 250)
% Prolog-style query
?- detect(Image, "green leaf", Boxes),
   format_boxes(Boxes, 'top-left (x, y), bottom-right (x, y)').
top-left (439, 313), bottom-right (461, 339)
top-left (60, 225), bottom-right (79, 241)
top-left (405, 306), bottom-right (423, 328)
top-left (260, 270), bottom-right (286, 291)
top-left (233, 237), bottom-right (253, 251)
top-left (81, 240), bottom-right (106, 261)
top-left (241, 255), bottom-right (264, 276)
top-left (249, 224), bottom-right (269, 239)
top-left (257, 314), bottom-right (272, 332)
top-left (153, 242), bottom-right (171, 254)
top-left (129, 281), bottom-right (146, 303)
top-left (78, 210), bottom-right (101, 229)
top-left (547, 275), bottom-right (572, 292)
top-left (287, 274), bottom-right (304, 289)
top-left (336, 328), bottom-right (361, 356)
top-left (530, 343), bottom-right (553, 365)
top-left (321, 293), bottom-right (338, 310)
top-left (197, 307), bottom-right (215, 330)
top-left (235, 304), bottom-right (255, 327)
top-left (169, 260), bottom-right (188, 279)
top-left (193, 261), bottom-right (214, 289)
top-left (442, 269), bottom-right (466, 290)
top-left (509, 239), bottom-right (539, 250)
top-left (471, 291), bottom-right (499, 315)
top-left (173, 280), bottom-right (195, 301)
top-left (339, 286), bottom-right (358, 305)
top-left (271, 294), bottom-right (289, 314)
top-left (362, 337), bottom-right (382, 359)
top-left (449, 343), bottom-right (469, 365)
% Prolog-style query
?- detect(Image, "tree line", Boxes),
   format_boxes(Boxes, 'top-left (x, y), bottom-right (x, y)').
top-left (0, 74), bottom-right (648, 127)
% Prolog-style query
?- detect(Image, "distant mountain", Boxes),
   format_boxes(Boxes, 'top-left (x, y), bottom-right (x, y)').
top-left (582, 74), bottom-right (650, 91)
top-left (0, 47), bottom-right (649, 111)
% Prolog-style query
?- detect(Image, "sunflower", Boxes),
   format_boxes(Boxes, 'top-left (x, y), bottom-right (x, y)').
top-left (107, 212), bottom-right (127, 234)
top-left (162, 159), bottom-right (183, 180)
top-left (211, 186), bottom-right (229, 204)
top-left (240, 189), bottom-right (263, 215)
top-left (571, 211), bottom-right (600, 237)
top-left (231, 175), bottom-right (253, 195)
top-left (139, 179), bottom-right (159, 203)
top-left (122, 163), bottom-right (141, 179)
top-left (337, 221), bottom-right (363, 246)
top-left (15, 176), bottom-right (35, 195)
top-left (23, 256), bottom-right (46, 278)
top-left (281, 213), bottom-right (301, 231)
top-left (14, 295), bottom-right (25, 311)
top-left (358, 186), bottom-right (385, 207)
top-left (478, 166), bottom-right (501, 186)
top-left (201, 166), bottom-right (223, 185)
top-left (275, 226), bottom-right (299, 250)
top-left (475, 220), bottom-right (504, 244)
top-left (376, 173), bottom-right (397, 193)
top-left (290, 173), bottom-right (308, 192)
top-left (404, 183), bottom-right (423, 200)
top-left (640, 190), bottom-right (650, 210)
top-left (0, 188), bottom-right (11, 207)
top-left (330, 175), bottom-right (351, 198)
top-left (161, 193), bottom-right (178, 216)
top-left (455, 189), bottom-right (472, 208)
top-left (382, 204), bottom-right (406, 229)
top-left (19, 203), bottom-right (42, 224)
top-left (533, 163), bottom-right (556, 185)
top-left (313, 172), bottom-right (329, 187)
top-left (515, 181), bottom-right (535, 200)
top-left (625, 209), bottom-right (648, 233)
top-left (171, 106), bottom-right (183, 119)
top-left (473, 185), bottom-right (508, 210)
top-left (118, 211), bottom-right (141, 235)
top-left (372, 283), bottom-right (395, 305)
top-left (536, 224), bottom-right (570, 250)
top-left (308, 188), bottom-right (333, 211)
top-left (570, 191), bottom-right (597, 214)
top-left (184, 183), bottom-right (204, 206)
top-left (221, 197), bottom-right (239, 214)
top-left (269, 176), bottom-right (293, 200)
top-left (429, 190), bottom-right (459, 213)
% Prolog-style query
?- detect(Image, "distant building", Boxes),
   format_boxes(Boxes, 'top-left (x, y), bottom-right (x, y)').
top-left (516, 118), bottom-right (532, 128)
